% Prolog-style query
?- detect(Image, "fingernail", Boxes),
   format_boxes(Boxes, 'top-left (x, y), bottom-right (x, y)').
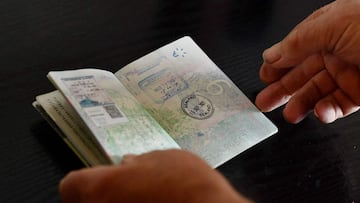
top-left (321, 103), bottom-right (336, 123)
top-left (120, 154), bottom-right (137, 165)
top-left (314, 109), bottom-right (319, 118)
top-left (263, 43), bottom-right (282, 64)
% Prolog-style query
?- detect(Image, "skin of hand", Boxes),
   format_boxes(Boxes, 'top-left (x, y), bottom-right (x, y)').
top-left (59, 149), bottom-right (252, 203)
top-left (255, 0), bottom-right (360, 123)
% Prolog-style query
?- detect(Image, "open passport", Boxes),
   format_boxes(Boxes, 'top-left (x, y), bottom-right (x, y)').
top-left (33, 36), bottom-right (277, 168)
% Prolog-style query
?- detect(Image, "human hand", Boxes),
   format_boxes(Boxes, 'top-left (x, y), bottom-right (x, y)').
top-left (256, 0), bottom-right (360, 123)
top-left (59, 149), bottom-right (251, 203)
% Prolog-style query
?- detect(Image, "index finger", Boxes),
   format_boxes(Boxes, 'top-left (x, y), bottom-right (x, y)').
top-left (262, 2), bottom-right (339, 68)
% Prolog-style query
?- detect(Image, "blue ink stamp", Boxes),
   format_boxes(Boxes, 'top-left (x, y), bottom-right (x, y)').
top-left (138, 69), bottom-right (188, 104)
top-left (173, 48), bottom-right (186, 58)
top-left (181, 94), bottom-right (214, 120)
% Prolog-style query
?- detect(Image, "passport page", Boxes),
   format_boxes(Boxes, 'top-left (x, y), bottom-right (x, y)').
top-left (116, 36), bottom-right (278, 167)
top-left (48, 69), bottom-right (180, 164)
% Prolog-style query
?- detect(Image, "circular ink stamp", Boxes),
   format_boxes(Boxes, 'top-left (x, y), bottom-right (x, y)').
top-left (181, 94), bottom-right (214, 120)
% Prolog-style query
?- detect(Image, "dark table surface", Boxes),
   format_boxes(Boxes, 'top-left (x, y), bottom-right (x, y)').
top-left (1, 0), bottom-right (359, 202)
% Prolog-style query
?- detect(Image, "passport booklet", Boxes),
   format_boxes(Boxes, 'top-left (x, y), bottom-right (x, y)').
top-left (33, 36), bottom-right (277, 168)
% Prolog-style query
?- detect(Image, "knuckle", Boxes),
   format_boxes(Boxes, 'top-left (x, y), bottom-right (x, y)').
top-left (283, 29), bottom-right (301, 55)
